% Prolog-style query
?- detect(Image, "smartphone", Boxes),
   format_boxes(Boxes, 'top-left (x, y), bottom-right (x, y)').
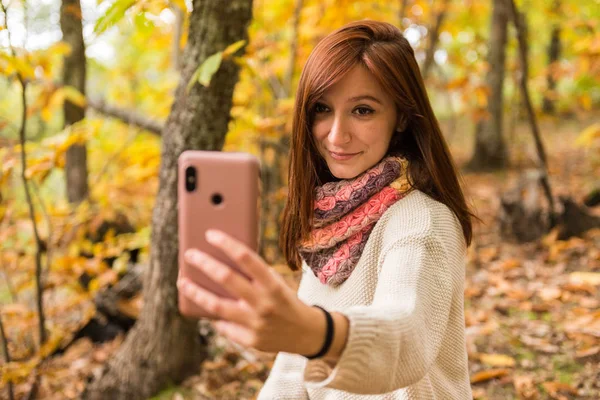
top-left (178, 150), bottom-right (260, 319)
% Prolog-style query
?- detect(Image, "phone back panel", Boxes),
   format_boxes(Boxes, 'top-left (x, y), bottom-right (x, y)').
top-left (178, 150), bottom-right (260, 319)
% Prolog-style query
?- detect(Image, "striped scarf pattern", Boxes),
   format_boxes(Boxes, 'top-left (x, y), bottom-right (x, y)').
top-left (298, 156), bottom-right (413, 286)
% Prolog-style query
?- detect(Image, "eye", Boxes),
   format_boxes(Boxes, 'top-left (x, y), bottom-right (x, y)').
top-left (314, 103), bottom-right (329, 114)
top-left (354, 107), bottom-right (374, 116)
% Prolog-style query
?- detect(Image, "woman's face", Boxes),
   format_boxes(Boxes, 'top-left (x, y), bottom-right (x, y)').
top-left (312, 64), bottom-right (403, 180)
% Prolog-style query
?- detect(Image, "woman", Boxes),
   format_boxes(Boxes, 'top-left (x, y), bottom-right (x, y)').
top-left (177, 20), bottom-right (476, 399)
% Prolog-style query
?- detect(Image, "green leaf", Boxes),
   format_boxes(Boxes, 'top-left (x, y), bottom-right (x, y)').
top-left (186, 51), bottom-right (223, 93)
top-left (94, 0), bottom-right (137, 35)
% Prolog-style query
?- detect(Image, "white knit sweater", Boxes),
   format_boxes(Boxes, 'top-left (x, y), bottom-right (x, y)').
top-left (257, 190), bottom-right (472, 399)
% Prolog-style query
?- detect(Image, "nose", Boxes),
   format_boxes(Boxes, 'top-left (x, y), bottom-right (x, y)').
top-left (328, 116), bottom-right (351, 146)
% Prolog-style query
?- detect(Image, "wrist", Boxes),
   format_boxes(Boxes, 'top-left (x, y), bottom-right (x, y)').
top-left (296, 304), bottom-right (327, 357)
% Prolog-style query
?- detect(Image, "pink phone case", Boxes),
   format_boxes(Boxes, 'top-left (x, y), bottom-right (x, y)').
top-left (178, 150), bottom-right (260, 319)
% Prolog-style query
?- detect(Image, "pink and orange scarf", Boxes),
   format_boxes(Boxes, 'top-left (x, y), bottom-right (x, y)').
top-left (298, 156), bottom-right (413, 286)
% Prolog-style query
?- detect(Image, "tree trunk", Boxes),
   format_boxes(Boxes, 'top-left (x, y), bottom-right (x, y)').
top-left (467, 0), bottom-right (509, 171)
top-left (421, 0), bottom-right (449, 80)
top-left (60, 0), bottom-right (89, 203)
top-left (542, 0), bottom-right (561, 114)
top-left (82, 0), bottom-right (254, 399)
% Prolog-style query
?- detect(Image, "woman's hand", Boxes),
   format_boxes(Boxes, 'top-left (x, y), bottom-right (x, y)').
top-left (177, 229), bottom-right (326, 356)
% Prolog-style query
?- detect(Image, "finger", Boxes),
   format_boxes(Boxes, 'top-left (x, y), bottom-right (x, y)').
top-left (177, 278), bottom-right (255, 326)
top-left (205, 230), bottom-right (278, 291)
top-left (213, 320), bottom-right (256, 349)
top-left (185, 248), bottom-right (260, 307)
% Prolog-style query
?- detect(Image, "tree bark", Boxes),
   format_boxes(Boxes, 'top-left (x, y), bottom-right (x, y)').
top-left (467, 0), bottom-right (509, 171)
top-left (542, 0), bottom-right (561, 114)
top-left (60, 0), bottom-right (89, 203)
top-left (82, 0), bottom-right (254, 399)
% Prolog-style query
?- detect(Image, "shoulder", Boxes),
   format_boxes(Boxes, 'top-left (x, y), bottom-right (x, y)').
top-left (378, 189), bottom-right (466, 254)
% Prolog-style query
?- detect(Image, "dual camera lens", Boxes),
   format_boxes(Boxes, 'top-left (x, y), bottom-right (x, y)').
top-left (184, 166), bottom-right (223, 205)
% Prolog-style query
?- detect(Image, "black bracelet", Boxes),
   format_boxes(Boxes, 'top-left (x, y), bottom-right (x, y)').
top-left (305, 305), bottom-right (334, 360)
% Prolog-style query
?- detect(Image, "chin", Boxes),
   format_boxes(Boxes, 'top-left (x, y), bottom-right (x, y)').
top-left (327, 165), bottom-right (362, 180)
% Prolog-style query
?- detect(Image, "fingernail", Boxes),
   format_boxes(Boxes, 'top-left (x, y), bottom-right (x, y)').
top-left (184, 249), bottom-right (196, 263)
top-left (206, 230), bottom-right (222, 243)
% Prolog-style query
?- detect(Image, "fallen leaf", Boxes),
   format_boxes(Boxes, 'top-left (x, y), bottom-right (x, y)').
top-left (501, 258), bottom-right (522, 270)
top-left (513, 374), bottom-right (539, 400)
top-left (575, 345), bottom-right (600, 360)
top-left (541, 381), bottom-right (579, 398)
top-left (470, 368), bottom-right (511, 384)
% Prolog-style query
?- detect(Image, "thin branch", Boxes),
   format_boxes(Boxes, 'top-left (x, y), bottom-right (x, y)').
top-left (86, 97), bottom-right (164, 135)
top-left (30, 181), bottom-right (52, 285)
top-left (506, 0), bottom-right (556, 224)
top-left (1, 0), bottom-right (47, 346)
top-left (2, 75), bottom-right (165, 135)
top-left (421, 0), bottom-right (450, 79)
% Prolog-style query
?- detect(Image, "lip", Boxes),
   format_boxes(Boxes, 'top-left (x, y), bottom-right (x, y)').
top-left (329, 151), bottom-right (361, 161)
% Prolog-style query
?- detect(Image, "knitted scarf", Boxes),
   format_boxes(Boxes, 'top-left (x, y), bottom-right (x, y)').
top-left (298, 155), bottom-right (414, 287)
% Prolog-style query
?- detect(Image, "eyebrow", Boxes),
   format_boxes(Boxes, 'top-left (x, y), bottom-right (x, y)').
top-left (347, 95), bottom-right (383, 104)
top-left (319, 95), bottom-right (383, 105)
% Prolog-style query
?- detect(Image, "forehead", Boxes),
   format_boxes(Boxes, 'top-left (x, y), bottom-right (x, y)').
top-left (322, 64), bottom-right (389, 102)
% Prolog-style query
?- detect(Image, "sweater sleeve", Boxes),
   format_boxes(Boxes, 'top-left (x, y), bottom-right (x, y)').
top-left (256, 351), bottom-right (308, 399)
top-left (303, 234), bottom-right (458, 394)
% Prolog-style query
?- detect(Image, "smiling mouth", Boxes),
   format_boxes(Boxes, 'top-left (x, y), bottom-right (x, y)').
top-left (329, 151), bottom-right (361, 160)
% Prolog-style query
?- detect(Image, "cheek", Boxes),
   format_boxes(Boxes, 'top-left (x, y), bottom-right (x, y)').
top-left (312, 122), bottom-right (328, 143)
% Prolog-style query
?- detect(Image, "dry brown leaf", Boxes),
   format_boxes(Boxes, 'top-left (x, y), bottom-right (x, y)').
top-left (479, 247), bottom-right (499, 263)
top-left (538, 286), bottom-right (562, 301)
top-left (575, 345), bottom-right (600, 360)
top-left (513, 374), bottom-right (539, 400)
top-left (562, 281), bottom-right (596, 295)
top-left (541, 381), bottom-right (579, 398)
top-left (470, 368), bottom-right (511, 384)
top-left (501, 258), bottom-right (522, 270)
top-left (117, 294), bottom-right (143, 319)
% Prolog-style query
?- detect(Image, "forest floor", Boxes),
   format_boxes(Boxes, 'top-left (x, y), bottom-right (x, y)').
top-left (3, 113), bottom-right (600, 399)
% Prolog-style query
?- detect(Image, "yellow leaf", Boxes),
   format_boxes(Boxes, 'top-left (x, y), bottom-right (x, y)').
top-left (41, 106), bottom-right (53, 122)
top-left (479, 353), bottom-right (516, 367)
top-left (575, 123), bottom-right (600, 147)
top-left (1, 358), bottom-right (39, 384)
top-left (63, 85), bottom-right (87, 108)
top-left (169, 0), bottom-right (186, 11)
top-left (39, 328), bottom-right (66, 358)
top-left (46, 41), bottom-right (73, 60)
top-left (446, 76), bottom-right (468, 90)
top-left (580, 93), bottom-right (592, 111)
top-left (88, 278), bottom-right (100, 293)
top-left (223, 40), bottom-right (247, 58)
